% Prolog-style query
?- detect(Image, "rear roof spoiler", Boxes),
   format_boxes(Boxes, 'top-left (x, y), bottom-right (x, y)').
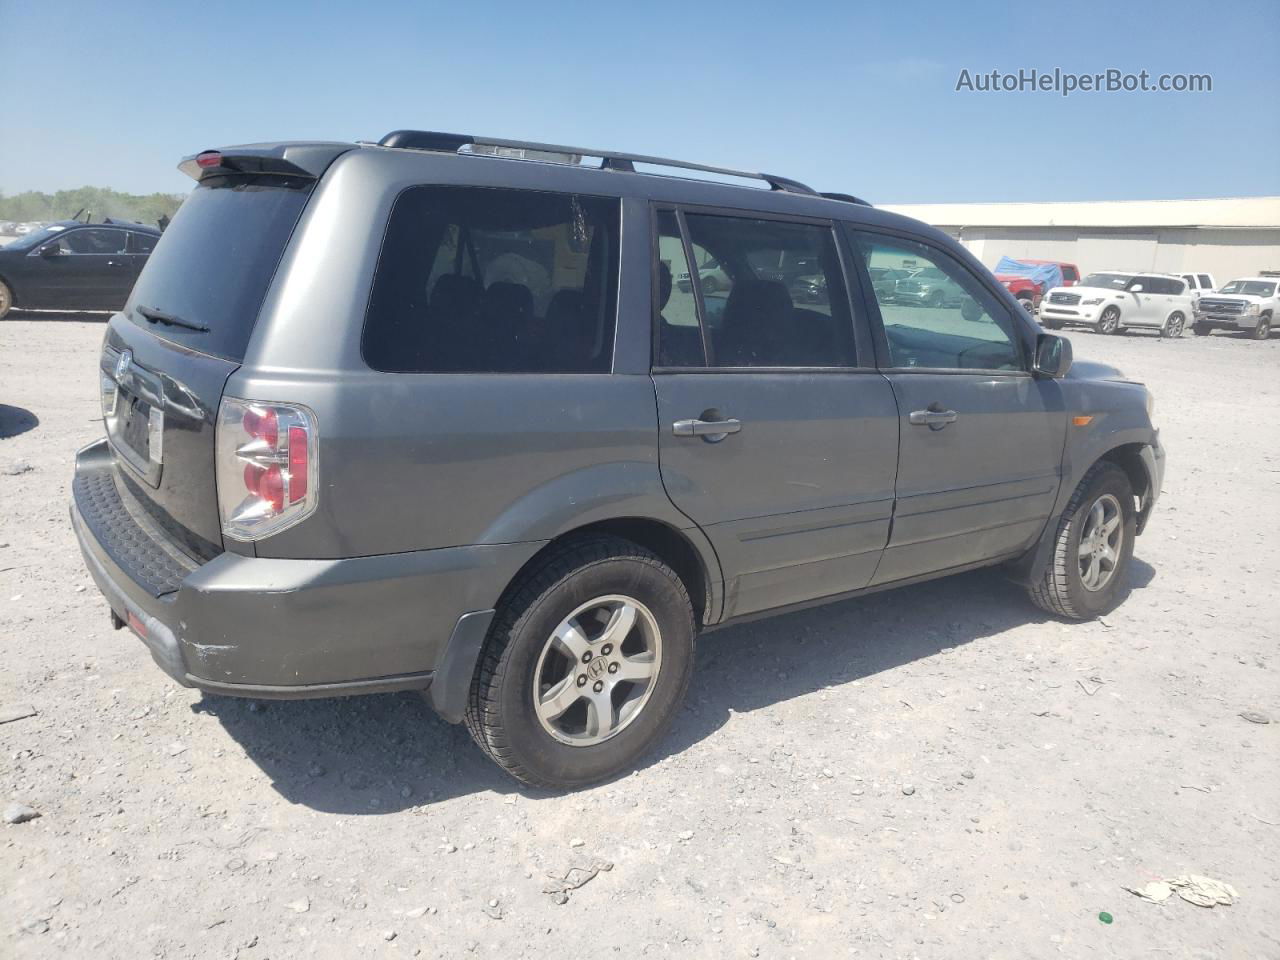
top-left (178, 142), bottom-right (354, 181)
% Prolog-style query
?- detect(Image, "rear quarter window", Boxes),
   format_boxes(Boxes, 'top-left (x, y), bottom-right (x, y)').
top-left (362, 185), bottom-right (620, 374)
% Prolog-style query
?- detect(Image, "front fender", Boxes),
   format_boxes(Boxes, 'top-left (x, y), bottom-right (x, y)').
top-left (1006, 378), bottom-right (1162, 585)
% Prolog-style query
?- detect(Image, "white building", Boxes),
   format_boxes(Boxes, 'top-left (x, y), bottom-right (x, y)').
top-left (880, 196), bottom-right (1280, 282)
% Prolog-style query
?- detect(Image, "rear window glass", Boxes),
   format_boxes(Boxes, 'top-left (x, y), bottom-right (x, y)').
top-left (125, 176), bottom-right (312, 360)
top-left (363, 186), bottom-right (620, 373)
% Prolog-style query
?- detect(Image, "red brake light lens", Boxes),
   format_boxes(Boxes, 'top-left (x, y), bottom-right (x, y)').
top-left (196, 151), bottom-right (223, 169)
top-left (288, 426), bottom-right (308, 502)
top-left (216, 399), bottom-right (318, 541)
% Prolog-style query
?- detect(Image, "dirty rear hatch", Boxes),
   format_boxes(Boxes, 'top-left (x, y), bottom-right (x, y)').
top-left (97, 149), bottom-right (342, 569)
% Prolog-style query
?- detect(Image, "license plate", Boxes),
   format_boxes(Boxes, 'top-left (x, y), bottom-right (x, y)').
top-left (121, 395), bottom-right (152, 461)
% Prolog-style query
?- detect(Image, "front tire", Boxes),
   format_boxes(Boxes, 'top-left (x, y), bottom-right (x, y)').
top-left (465, 536), bottom-right (695, 789)
top-left (1160, 312), bottom-right (1185, 338)
top-left (1096, 306), bottom-right (1120, 335)
top-left (0, 280), bottom-right (12, 320)
top-left (1028, 461), bottom-right (1136, 620)
top-left (1192, 322), bottom-right (1211, 336)
top-left (1252, 315), bottom-right (1272, 340)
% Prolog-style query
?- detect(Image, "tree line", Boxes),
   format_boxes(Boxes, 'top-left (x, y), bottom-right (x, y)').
top-left (0, 187), bottom-right (185, 228)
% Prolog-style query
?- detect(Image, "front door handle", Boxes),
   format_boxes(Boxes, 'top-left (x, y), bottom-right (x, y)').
top-left (673, 417), bottom-right (742, 440)
top-left (908, 407), bottom-right (958, 430)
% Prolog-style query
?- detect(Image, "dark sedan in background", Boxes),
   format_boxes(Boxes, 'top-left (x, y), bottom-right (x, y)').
top-left (0, 220), bottom-right (160, 318)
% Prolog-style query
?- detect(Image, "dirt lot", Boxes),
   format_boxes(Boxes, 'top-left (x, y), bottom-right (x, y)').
top-left (2, 315), bottom-right (1278, 960)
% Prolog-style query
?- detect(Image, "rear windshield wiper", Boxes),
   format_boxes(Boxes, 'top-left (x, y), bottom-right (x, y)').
top-left (136, 304), bottom-right (210, 332)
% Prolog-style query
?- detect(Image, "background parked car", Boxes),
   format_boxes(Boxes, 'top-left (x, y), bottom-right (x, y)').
top-left (867, 266), bottom-right (911, 301)
top-left (1039, 271), bottom-right (1193, 337)
top-left (1181, 272), bottom-right (1216, 299)
top-left (675, 257), bottom-right (730, 294)
top-left (890, 265), bottom-right (965, 307)
top-left (1194, 277), bottom-right (1277, 339)
top-left (0, 220), bottom-right (160, 318)
top-left (993, 257), bottom-right (1080, 314)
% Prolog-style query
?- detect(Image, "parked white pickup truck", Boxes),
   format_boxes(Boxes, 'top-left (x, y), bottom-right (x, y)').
top-left (1193, 277), bottom-right (1278, 340)
top-left (1180, 272), bottom-right (1216, 301)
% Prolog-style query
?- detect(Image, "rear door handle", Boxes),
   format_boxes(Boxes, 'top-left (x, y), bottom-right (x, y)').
top-left (673, 417), bottom-right (742, 440)
top-left (908, 407), bottom-right (958, 430)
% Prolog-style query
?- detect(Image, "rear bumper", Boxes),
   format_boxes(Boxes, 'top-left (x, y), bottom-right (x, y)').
top-left (71, 439), bottom-right (538, 707)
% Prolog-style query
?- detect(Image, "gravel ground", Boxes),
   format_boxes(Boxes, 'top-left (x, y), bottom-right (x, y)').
top-left (2, 315), bottom-right (1278, 959)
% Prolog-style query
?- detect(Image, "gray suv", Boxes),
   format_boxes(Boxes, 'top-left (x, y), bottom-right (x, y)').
top-left (71, 131), bottom-right (1165, 788)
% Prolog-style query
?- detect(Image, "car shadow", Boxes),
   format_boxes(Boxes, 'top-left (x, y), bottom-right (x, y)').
top-left (195, 560), bottom-right (1156, 813)
top-left (0, 404), bottom-right (39, 439)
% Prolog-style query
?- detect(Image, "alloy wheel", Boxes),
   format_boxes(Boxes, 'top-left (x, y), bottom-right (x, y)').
top-left (1078, 494), bottom-right (1124, 592)
top-left (532, 595), bottom-right (662, 746)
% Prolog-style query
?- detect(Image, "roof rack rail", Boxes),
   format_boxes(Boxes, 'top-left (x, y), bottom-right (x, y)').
top-left (377, 130), bottom-right (818, 196)
top-left (820, 191), bottom-right (872, 207)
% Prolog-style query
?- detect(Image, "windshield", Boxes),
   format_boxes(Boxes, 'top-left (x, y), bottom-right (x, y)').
top-left (1217, 280), bottom-right (1276, 296)
top-left (125, 176), bottom-right (313, 360)
top-left (3, 223), bottom-right (70, 252)
top-left (1080, 273), bottom-right (1134, 290)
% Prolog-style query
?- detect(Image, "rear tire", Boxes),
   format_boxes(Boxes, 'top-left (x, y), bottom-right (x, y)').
top-left (1028, 461), bottom-right (1136, 620)
top-left (0, 280), bottom-right (12, 320)
top-left (1096, 306), bottom-right (1120, 335)
top-left (1017, 296), bottom-right (1034, 314)
top-left (465, 536), bottom-right (695, 789)
top-left (1252, 316), bottom-right (1272, 340)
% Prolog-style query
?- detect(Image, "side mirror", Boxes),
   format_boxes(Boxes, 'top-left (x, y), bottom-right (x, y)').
top-left (40, 244), bottom-right (62, 258)
top-left (1128, 283), bottom-right (1144, 293)
top-left (1033, 333), bottom-right (1072, 378)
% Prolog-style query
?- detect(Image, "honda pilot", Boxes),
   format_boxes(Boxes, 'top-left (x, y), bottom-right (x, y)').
top-left (71, 131), bottom-right (1165, 788)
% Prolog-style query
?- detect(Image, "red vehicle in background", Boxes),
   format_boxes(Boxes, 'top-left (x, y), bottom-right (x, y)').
top-left (993, 258), bottom-right (1081, 313)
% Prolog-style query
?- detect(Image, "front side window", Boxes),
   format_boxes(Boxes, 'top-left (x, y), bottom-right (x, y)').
top-left (1197, 274), bottom-right (1212, 288)
top-left (656, 211), bottom-right (854, 368)
top-left (364, 186), bottom-right (619, 373)
top-left (48, 228), bottom-right (128, 255)
top-left (854, 233), bottom-right (1023, 371)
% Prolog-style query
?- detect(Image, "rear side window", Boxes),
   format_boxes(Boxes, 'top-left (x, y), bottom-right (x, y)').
top-left (1197, 275), bottom-right (1212, 288)
top-left (125, 176), bottom-right (313, 360)
top-left (364, 186), bottom-right (620, 373)
top-left (1062, 265), bottom-right (1079, 282)
top-left (129, 232), bottom-right (157, 254)
top-left (656, 211), bottom-right (855, 368)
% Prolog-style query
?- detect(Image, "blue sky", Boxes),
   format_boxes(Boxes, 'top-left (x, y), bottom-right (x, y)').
top-left (2, 0), bottom-right (1276, 203)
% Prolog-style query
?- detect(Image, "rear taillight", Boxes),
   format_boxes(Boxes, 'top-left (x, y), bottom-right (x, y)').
top-left (215, 398), bottom-right (317, 541)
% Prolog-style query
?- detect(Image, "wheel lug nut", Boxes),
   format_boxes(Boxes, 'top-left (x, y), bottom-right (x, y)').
top-left (601, 644), bottom-right (613, 656)
top-left (608, 662), bottom-right (619, 674)
top-left (593, 680), bottom-right (604, 693)
top-left (577, 675), bottom-right (587, 687)
top-left (582, 651), bottom-right (592, 663)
